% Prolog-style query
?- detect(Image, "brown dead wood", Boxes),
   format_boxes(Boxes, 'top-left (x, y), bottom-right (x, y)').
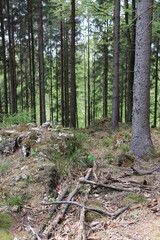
top-left (131, 166), bottom-right (160, 176)
top-left (79, 178), bottom-right (137, 192)
top-left (42, 200), bottom-right (129, 218)
top-left (37, 185), bottom-right (69, 234)
top-left (44, 168), bottom-right (92, 238)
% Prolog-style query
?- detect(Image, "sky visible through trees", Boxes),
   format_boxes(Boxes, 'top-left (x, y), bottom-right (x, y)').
top-left (0, 0), bottom-right (160, 156)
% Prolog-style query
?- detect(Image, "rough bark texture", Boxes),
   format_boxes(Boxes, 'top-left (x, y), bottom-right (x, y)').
top-left (38, 0), bottom-right (46, 124)
top-left (130, 0), bottom-right (154, 157)
top-left (70, 0), bottom-right (76, 128)
top-left (126, 0), bottom-right (136, 122)
top-left (111, 0), bottom-right (120, 130)
top-left (0, 0), bottom-right (8, 114)
top-left (154, 37), bottom-right (159, 128)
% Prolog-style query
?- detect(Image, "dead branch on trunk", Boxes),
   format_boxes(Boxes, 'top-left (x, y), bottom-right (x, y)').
top-left (79, 178), bottom-right (137, 192)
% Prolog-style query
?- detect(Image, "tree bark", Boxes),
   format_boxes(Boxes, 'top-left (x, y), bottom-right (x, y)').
top-left (111, 0), bottom-right (120, 130)
top-left (130, 0), bottom-right (154, 157)
top-left (70, 0), bottom-right (76, 128)
top-left (0, 0), bottom-right (8, 114)
top-left (154, 37), bottom-right (159, 128)
top-left (38, 0), bottom-right (46, 124)
top-left (88, 17), bottom-right (90, 127)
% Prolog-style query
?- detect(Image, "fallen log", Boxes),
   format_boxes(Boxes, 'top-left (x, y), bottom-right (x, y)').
top-left (42, 200), bottom-right (130, 218)
top-left (44, 168), bottom-right (92, 238)
top-left (37, 185), bottom-right (69, 234)
top-left (24, 224), bottom-right (41, 240)
top-left (131, 166), bottom-right (160, 176)
top-left (79, 178), bottom-right (137, 192)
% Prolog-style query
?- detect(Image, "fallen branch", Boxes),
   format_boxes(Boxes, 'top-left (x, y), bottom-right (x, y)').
top-left (44, 168), bottom-right (92, 238)
top-left (24, 224), bottom-right (41, 240)
top-left (42, 200), bottom-right (129, 218)
top-left (37, 185), bottom-right (69, 234)
top-left (131, 166), bottom-right (160, 176)
top-left (93, 161), bottom-right (98, 181)
top-left (79, 178), bottom-right (136, 192)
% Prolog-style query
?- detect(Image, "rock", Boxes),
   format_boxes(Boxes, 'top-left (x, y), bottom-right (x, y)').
top-left (39, 164), bottom-right (59, 195)
top-left (11, 205), bottom-right (20, 212)
top-left (14, 175), bottom-right (21, 182)
top-left (22, 174), bottom-right (28, 180)
top-left (42, 122), bottom-right (51, 128)
top-left (21, 165), bottom-right (28, 171)
top-left (22, 144), bottom-right (30, 157)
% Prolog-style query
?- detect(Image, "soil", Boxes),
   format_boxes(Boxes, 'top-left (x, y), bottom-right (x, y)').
top-left (1, 120), bottom-right (160, 240)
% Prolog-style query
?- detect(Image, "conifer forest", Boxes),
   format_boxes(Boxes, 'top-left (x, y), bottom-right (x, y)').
top-left (1, 1), bottom-right (160, 239)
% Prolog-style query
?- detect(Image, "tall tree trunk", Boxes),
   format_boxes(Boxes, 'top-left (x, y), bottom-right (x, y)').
top-left (130, 0), bottom-right (154, 157)
top-left (126, 0), bottom-right (136, 122)
top-left (50, 53), bottom-right (53, 122)
top-left (60, 18), bottom-right (64, 126)
top-left (0, 0), bottom-right (8, 114)
top-left (30, 0), bottom-right (36, 121)
top-left (111, 0), bottom-right (120, 130)
top-left (20, 42), bottom-right (23, 111)
top-left (64, 22), bottom-right (69, 127)
top-left (38, 0), bottom-right (46, 124)
top-left (104, 30), bottom-right (108, 118)
top-left (88, 17), bottom-right (90, 127)
top-left (7, 0), bottom-right (16, 114)
top-left (154, 37), bottom-right (159, 128)
top-left (56, 42), bottom-right (59, 123)
top-left (93, 54), bottom-right (96, 121)
top-left (84, 49), bottom-right (87, 128)
top-left (70, 0), bottom-right (76, 128)
top-left (25, 57), bottom-right (29, 111)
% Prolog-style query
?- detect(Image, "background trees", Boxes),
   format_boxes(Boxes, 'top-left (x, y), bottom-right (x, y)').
top-left (0, 0), bottom-right (159, 150)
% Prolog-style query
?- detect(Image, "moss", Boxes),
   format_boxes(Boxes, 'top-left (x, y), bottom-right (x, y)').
top-left (86, 200), bottom-right (104, 222)
top-left (121, 194), bottom-right (147, 205)
top-left (29, 131), bottom-right (38, 141)
top-left (0, 213), bottom-right (13, 240)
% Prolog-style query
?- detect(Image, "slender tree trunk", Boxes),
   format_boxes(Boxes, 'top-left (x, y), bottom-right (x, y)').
top-left (7, 0), bottom-right (16, 114)
top-left (88, 17), bottom-right (90, 127)
top-left (154, 37), bottom-right (159, 128)
top-left (50, 53), bottom-right (53, 122)
top-left (25, 57), bottom-right (29, 111)
top-left (111, 0), bottom-right (120, 130)
top-left (93, 54), bottom-right (96, 121)
top-left (56, 42), bottom-right (59, 123)
top-left (60, 18), bottom-right (64, 126)
top-left (104, 31), bottom-right (108, 118)
top-left (0, 0), bottom-right (8, 114)
top-left (84, 49), bottom-right (87, 128)
top-left (20, 42), bottom-right (23, 111)
top-left (70, 0), bottom-right (76, 128)
top-left (30, 0), bottom-right (36, 122)
top-left (64, 22), bottom-right (69, 127)
top-left (130, 0), bottom-right (154, 157)
top-left (38, 0), bottom-right (46, 124)
top-left (126, 0), bottom-right (136, 122)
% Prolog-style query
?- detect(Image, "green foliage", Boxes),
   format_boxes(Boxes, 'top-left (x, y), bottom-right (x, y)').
top-left (0, 213), bottom-right (13, 240)
top-left (0, 110), bottom-right (34, 128)
top-left (31, 148), bottom-right (38, 156)
top-left (6, 195), bottom-right (24, 207)
top-left (81, 154), bottom-right (96, 167)
top-left (0, 161), bottom-right (12, 177)
top-left (122, 194), bottom-right (147, 205)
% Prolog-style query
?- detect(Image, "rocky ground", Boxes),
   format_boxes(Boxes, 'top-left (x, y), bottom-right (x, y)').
top-left (0, 120), bottom-right (160, 240)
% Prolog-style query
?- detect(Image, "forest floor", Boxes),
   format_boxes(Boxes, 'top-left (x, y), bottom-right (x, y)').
top-left (1, 119), bottom-right (160, 239)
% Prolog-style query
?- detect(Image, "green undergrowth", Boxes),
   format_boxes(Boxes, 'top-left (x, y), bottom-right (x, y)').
top-left (0, 161), bottom-right (12, 177)
top-left (121, 194), bottom-right (147, 205)
top-left (0, 213), bottom-right (13, 240)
